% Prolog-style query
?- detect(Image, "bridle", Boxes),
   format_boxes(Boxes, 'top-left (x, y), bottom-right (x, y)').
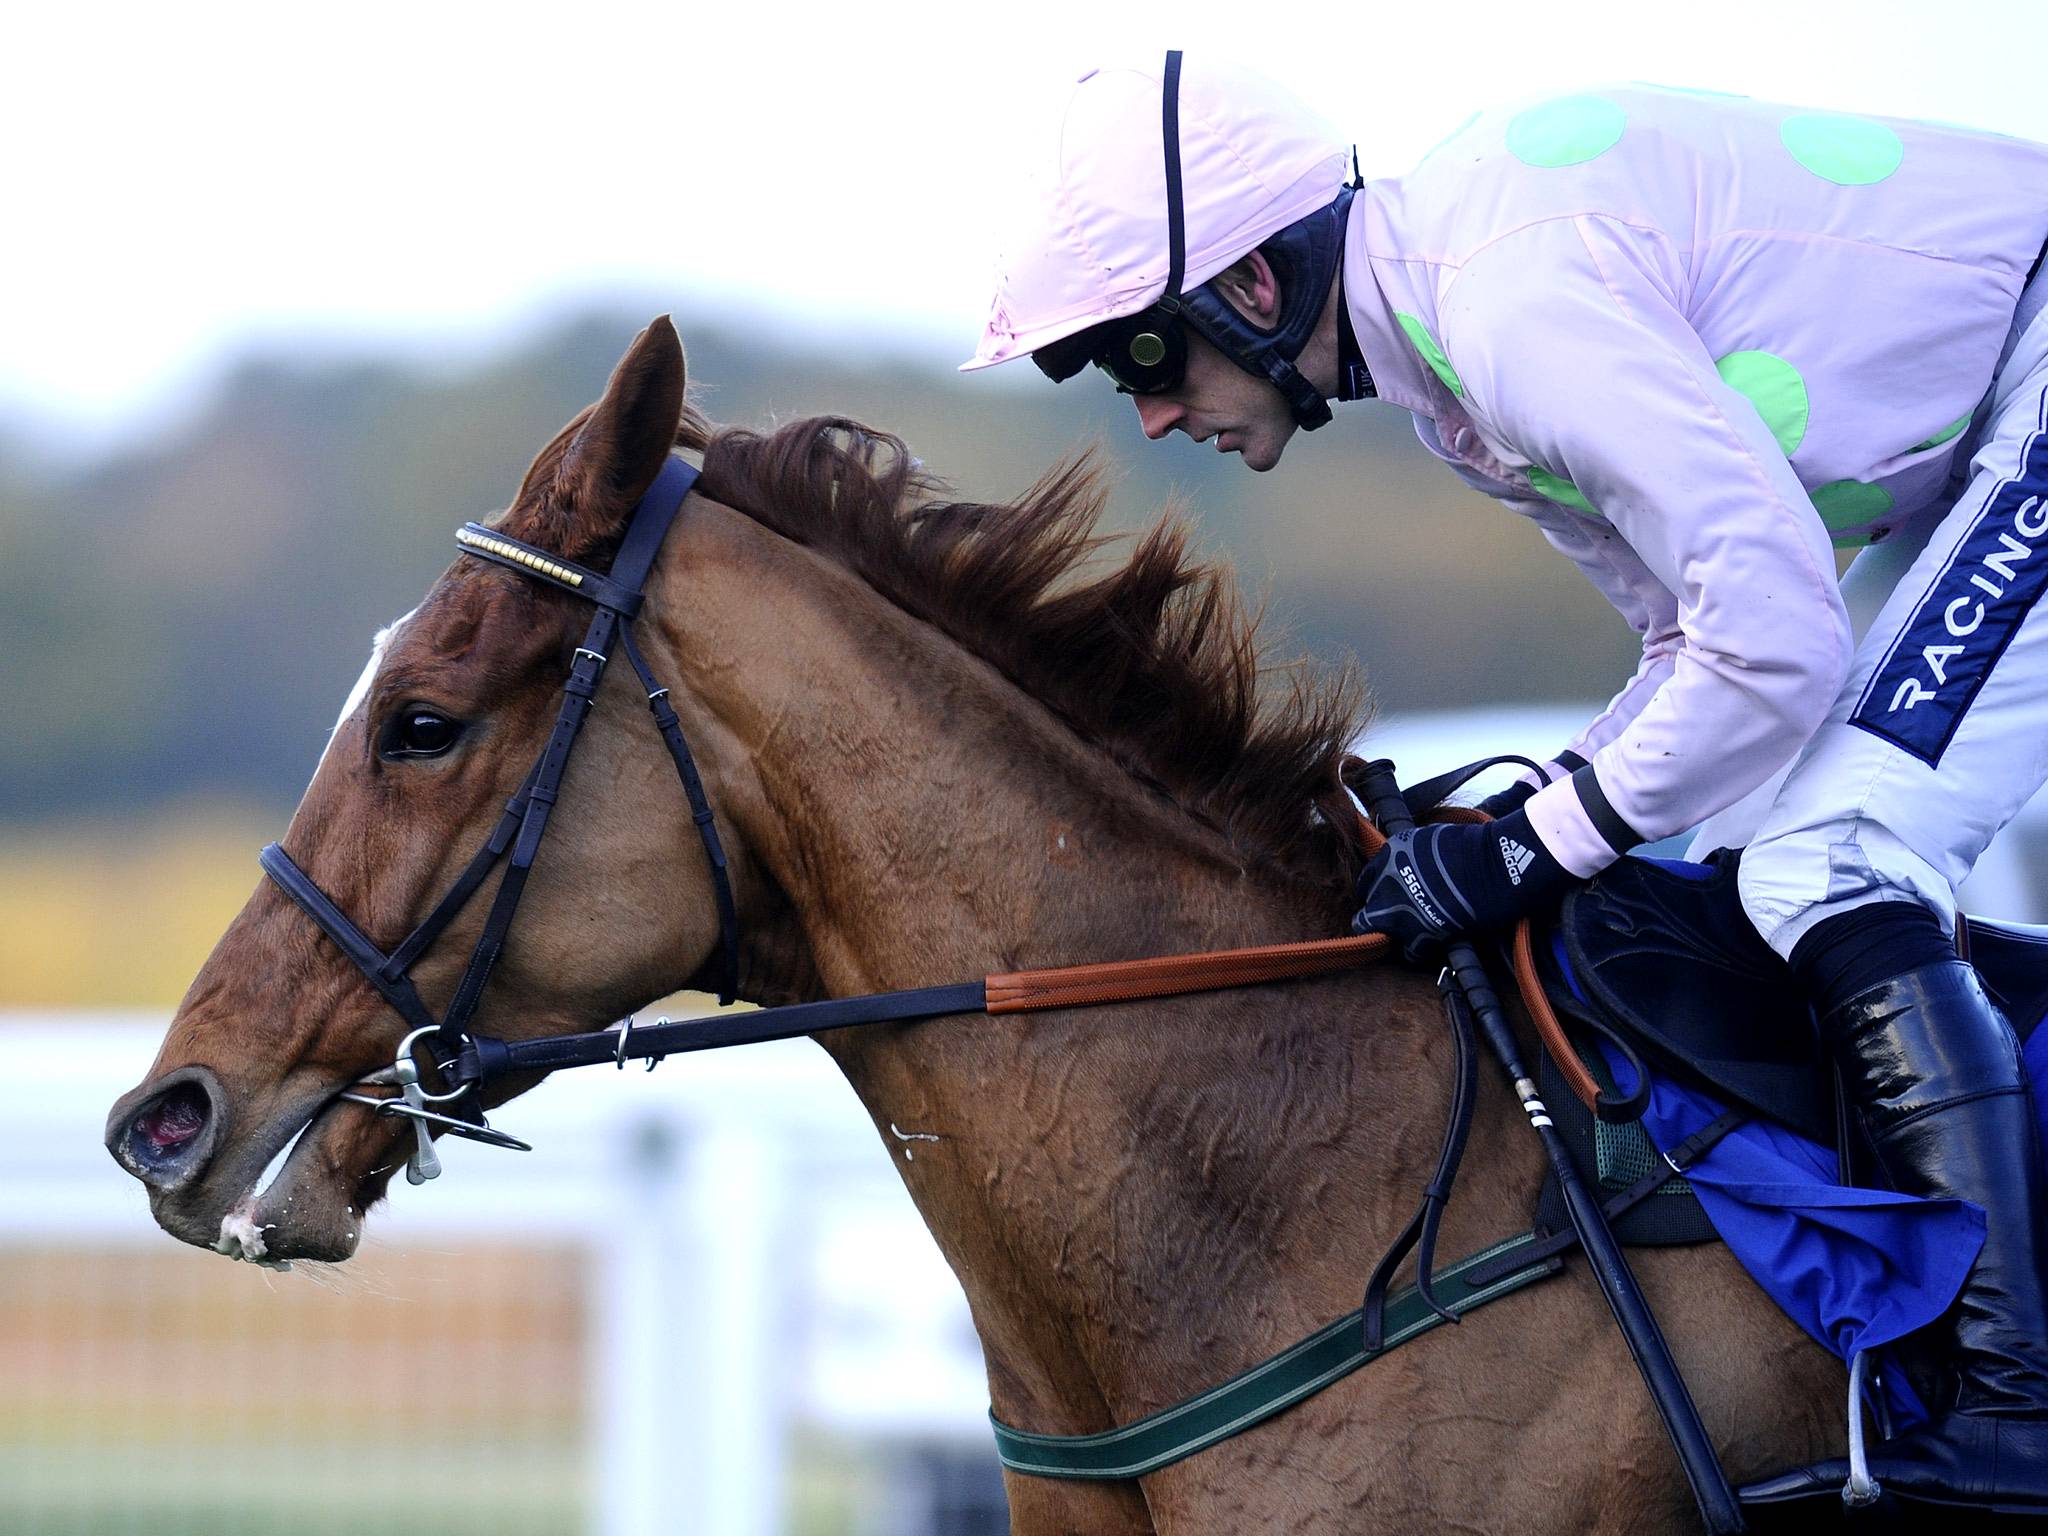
top-left (260, 456), bottom-right (741, 1181)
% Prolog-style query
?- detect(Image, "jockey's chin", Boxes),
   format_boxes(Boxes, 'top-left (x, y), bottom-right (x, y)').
top-left (1193, 408), bottom-right (1299, 473)
top-left (1233, 418), bottom-right (1298, 472)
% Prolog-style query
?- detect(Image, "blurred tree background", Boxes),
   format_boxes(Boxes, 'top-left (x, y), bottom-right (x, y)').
top-left (0, 306), bottom-right (1634, 1004)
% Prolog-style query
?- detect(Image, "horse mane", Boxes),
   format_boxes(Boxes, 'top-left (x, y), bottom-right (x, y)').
top-left (677, 408), bottom-right (1374, 889)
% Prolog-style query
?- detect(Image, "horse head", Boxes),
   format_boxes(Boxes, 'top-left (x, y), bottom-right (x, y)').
top-left (102, 306), bottom-right (1372, 1273)
top-left (105, 318), bottom-right (757, 1263)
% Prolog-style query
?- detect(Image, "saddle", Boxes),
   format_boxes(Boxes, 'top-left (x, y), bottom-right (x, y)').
top-left (1523, 851), bottom-right (2048, 1228)
top-left (1540, 855), bottom-right (1832, 1141)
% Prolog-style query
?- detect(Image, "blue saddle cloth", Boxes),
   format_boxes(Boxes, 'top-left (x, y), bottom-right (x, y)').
top-left (1599, 1040), bottom-right (1984, 1425)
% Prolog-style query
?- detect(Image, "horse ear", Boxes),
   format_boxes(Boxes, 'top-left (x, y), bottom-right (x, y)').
top-left (508, 316), bottom-right (687, 555)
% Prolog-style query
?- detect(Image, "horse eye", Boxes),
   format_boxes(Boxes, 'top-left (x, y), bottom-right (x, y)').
top-left (380, 709), bottom-right (465, 760)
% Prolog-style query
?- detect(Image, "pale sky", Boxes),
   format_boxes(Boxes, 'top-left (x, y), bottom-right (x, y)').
top-left (10, 0), bottom-right (2046, 448)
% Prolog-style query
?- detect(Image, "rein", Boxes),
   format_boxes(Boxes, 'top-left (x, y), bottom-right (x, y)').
top-left (450, 930), bottom-right (1402, 1082)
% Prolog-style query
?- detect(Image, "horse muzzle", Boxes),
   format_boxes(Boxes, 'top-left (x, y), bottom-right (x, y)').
top-left (106, 1061), bottom-right (402, 1263)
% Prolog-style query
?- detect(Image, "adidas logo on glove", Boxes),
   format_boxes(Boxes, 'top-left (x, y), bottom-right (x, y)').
top-left (1499, 836), bottom-right (1536, 886)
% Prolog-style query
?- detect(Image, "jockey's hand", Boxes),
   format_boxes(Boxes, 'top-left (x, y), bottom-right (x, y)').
top-left (1351, 809), bottom-right (1574, 962)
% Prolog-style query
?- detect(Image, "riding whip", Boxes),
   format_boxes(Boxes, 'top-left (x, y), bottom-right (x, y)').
top-left (1355, 758), bottom-right (1746, 1536)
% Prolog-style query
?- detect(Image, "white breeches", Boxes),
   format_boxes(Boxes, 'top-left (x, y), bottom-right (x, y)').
top-left (1737, 272), bottom-right (2048, 957)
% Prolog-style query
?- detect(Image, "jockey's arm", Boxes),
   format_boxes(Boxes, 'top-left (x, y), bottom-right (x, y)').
top-left (1471, 491), bottom-right (1687, 801)
top-left (1439, 214), bottom-right (1852, 875)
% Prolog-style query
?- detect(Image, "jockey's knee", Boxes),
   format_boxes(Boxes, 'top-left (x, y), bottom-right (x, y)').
top-left (1738, 824), bottom-right (1959, 965)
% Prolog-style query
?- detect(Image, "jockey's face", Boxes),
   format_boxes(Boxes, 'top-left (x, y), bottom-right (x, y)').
top-left (1131, 326), bottom-right (1301, 472)
top-left (1127, 250), bottom-right (1333, 473)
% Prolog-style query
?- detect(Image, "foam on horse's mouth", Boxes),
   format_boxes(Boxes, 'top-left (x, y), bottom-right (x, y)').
top-left (213, 1204), bottom-right (286, 1268)
top-left (211, 1093), bottom-right (355, 1269)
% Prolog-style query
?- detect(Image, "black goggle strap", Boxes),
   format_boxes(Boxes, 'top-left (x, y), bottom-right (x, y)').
top-left (1096, 311), bottom-right (1185, 394)
top-left (1160, 49), bottom-right (1185, 310)
top-left (621, 625), bottom-right (740, 1005)
top-left (258, 841), bottom-right (441, 1037)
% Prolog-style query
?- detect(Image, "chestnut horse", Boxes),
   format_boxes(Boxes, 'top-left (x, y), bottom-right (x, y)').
top-left (108, 319), bottom-right (1841, 1532)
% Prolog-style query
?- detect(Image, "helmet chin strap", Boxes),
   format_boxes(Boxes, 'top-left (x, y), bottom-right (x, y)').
top-left (1155, 50), bottom-right (1361, 431)
top-left (1177, 301), bottom-right (1333, 429)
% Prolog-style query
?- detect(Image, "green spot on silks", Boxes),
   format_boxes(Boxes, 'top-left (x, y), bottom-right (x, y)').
top-left (1528, 466), bottom-right (1601, 517)
top-left (1780, 114), bottom-right (1904, 186)
top-left (1715, 350), bottom-right (1810, 457)
top-left (1812, 479), bottom-right (1895, 546)
top-left (1914, 412), bottom-right (1973, 452)
top-left (1394, 312), bottom-right (1465, 397)
top-left (1506, 96), bottom-right (1628, 168)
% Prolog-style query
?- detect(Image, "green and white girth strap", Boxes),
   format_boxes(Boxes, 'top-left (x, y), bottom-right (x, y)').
top-left (988, 1230), bottom-right (1560, 1480)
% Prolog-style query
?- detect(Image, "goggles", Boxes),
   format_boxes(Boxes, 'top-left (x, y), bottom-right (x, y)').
top-left (1032, 307), bottom-right (1188, 395)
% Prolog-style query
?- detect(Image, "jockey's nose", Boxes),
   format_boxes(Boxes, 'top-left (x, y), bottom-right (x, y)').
top-left (1134, 395), bottom-right (1186, 440)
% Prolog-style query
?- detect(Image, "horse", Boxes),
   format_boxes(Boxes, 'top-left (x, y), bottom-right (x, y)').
top-left (106, 317), bottom-right (1843, 1533)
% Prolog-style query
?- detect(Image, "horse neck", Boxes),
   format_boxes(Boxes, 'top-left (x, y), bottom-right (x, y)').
top-left (649, 503), bottom-right (1499, 1431)
top-left (655, 500), bottom-right (1350, 985)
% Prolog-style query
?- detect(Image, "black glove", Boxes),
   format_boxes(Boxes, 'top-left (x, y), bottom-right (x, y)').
top-left (1351, 807), bottom-right (1575, 962)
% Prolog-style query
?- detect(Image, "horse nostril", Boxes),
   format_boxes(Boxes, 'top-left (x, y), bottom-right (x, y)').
top-left (108, 1070), bottom-right (224, 1190)
top-left (136, 1083), bottom-right (209, 1154)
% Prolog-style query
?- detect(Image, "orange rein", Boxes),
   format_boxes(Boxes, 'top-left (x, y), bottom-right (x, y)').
top-left (986, 800), bottom-right (1598, 1114)
top-left (987, 932), bottom-right (1396, 1013)
top-left (986, 799), bottom-right (1399, 1012)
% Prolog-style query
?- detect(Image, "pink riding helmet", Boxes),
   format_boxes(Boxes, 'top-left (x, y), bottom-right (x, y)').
top-left (961, 55), bottom-right (1351, 375)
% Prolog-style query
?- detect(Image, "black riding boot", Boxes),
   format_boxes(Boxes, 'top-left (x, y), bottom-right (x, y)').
top-left (1743, 960), bottom-right (2048, 1517)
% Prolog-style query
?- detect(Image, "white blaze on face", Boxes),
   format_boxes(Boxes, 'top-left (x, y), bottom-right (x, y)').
top-left (324, 608), bottom-right (420, 757)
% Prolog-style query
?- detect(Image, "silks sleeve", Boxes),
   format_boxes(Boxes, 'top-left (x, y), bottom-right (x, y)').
top-left (1437, 214), bottom-right (1851, 876)
top-left (1509, 496), bottom-right (1687, 790)
top-left (1429, 445), bottom-right (1689, 789)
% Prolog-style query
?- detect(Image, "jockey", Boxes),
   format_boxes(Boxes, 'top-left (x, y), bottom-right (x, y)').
top-left (964, 53), bottom-right (2048, 1517)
